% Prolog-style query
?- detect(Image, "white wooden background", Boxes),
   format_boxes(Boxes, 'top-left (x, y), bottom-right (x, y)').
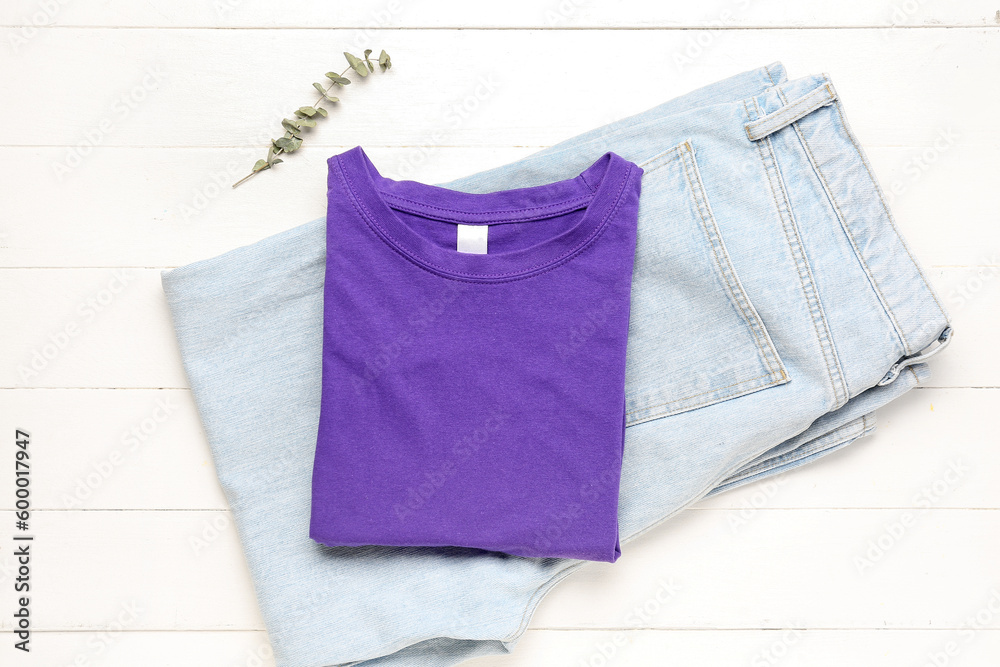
top-left (1, 2), bottom-right (998, 665)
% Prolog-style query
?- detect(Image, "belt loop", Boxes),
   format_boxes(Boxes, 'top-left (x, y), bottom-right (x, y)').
top-left (877, 327), bottom-right (954, 386)
top-left (745, 81), bottom-right (838, 142)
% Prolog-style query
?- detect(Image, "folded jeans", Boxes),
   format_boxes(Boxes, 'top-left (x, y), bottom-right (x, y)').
top-left (162, 61), bottom-right (950, 667)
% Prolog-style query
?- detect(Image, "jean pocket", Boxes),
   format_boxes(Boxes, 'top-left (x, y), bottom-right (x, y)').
top-left (625, 141), bottom-right (788, 426)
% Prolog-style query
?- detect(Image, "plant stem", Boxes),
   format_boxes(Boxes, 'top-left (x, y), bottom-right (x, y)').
top-left (232, 169), bottom-right (266, 188)
top-left (232, 62), bottom-right (373, 189)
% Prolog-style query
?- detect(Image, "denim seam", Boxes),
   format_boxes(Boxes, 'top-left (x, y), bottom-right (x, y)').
top-left (745, 84), bottom-right (836, 142)
top-left (763, 64), bottom-right (778, 86)
top-left (719, 414), bottom-right (870, 487)
top-left (749, 126), bottom-right (841, 406)
top-left (623, 409), bottom-right (866, 548)
top-left (677, 143), bottom-right (773, 373)
top-left (747, 96), bottom-right (849, 408)
top-left (625, 372), bottom-right (777, 422)
top-left (678, 142), bottom-right (785, 380)
top-left (776, 87), bottom-right (912, 357)
top-left (830, 100), bottom-right (949, 323)
top-left (764, 133), bottom-right (849, 407)
top-left (637, 144), bottom-right (683, 172)
top-left (680, 144), bottom-right (776, 378)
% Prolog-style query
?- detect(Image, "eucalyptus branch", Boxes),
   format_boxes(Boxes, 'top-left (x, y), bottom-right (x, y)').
top-left (232, 49), bottom-right (392, 189)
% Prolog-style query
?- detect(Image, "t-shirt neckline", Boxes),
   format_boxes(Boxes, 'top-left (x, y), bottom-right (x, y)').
top-left (332, 146), bottom-right (635, 282)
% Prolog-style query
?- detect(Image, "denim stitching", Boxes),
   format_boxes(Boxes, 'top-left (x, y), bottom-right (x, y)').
top-left (778, 88), bottom-right (912, 357)
top-left (625, 372), bottom-right (779, 421)
top-left (745, 85), bottom-right (836, 141)
top-left (748, 96), bottom-right (849, 408)
top-left (791, 117), bottom-right (909, 355)
top-left (764, 133), bottom-right (849, 407)
top-left (747, 86), bottom-right (833, 139)
top-left (638, 144), bottom-right (683, 171)
top-left (764, 63), bottom-right (778, 86)
top-left (722, 415), bottom-right (869, 485)
top-left (678, 143), bottom-right (785, 380)
top-left (830, 101), bottom-right (948, 322)
top-left (684, 143), bottom-right (785, 379)
top-left (746, 98), bottom-right (842, 406)
top-left (678, 144), bottom-right (773, 375)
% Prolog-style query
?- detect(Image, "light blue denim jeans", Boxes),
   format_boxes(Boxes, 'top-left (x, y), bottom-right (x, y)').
top-left (162, 62), bottom-right (950, 666)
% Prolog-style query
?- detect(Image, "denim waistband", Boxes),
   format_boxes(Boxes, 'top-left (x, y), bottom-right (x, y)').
top-left (739, 73), bottom-right (950, 358)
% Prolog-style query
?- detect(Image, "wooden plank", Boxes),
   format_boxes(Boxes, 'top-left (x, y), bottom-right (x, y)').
top-left (2, 0), bottom-right (998, 29)
top-left (531, 507), bottom-right (1000, 630)
top-left (697, 386), bottom-right (1000, 510)
top-left (0, 266), bottom-right (993, 389)
top-left (2, 628), bottom-right (999, 667)
top-left (1, 29), bottom-right (997, 150)
top-left (0, 141), bottom-right (991, 269)
top-left (0, 389), bottom-right (225, 511)
top-left (0, 508), bottom-right (994, 631)
top-left (0, 388), bottom-right (995, 512)
top-left (0, 269), bottom-right (189, 389)
top-left (0, 630), bottom-right (273, 667)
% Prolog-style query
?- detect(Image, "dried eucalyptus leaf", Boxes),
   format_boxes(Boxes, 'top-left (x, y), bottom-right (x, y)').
top-left (364, 49), bottom-right (372, 57)
top-left (379, 49), bottom-right (391, 70)
top-left (315, 107), bottom-right (329, 117)
top-left (297, 118), bottom-right (317, 127)
top-left (252, 159), bottom-right (268, 172)
top-left (271, 158), bottom-right (283, 165)
top-left (286, 137), bottom-right (303, 152)
top-left (313, 82), bottom-right (329, 96)
top-left (281, 119), bottom-right (301, 134)
top-left (325, 72), bottom-right (352, 85)
top-left (344, 51), bottom-right (368, 77)
top-left (297, 106), bottom-right (318, 116)
top-left (274, 137), bottom-right (293, 149)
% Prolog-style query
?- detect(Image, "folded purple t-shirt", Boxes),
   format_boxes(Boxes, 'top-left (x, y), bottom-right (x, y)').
top-left (310, 146), bottom-right (642, 562)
